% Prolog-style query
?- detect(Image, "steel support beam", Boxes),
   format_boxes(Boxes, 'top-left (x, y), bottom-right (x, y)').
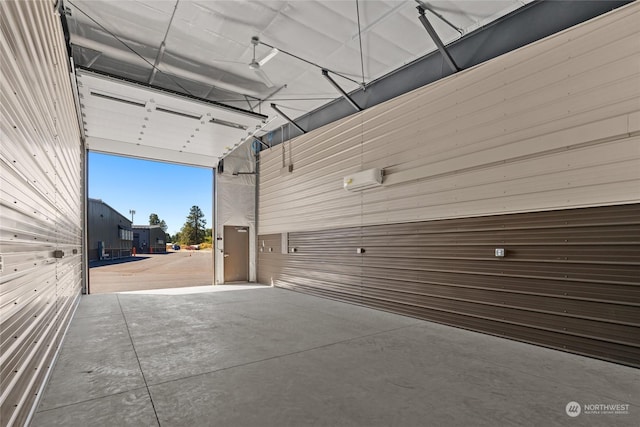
top-left (262, 1), bottom-right (632, 148)
top-left (244, 95), bottom-right (254, 112)
top-left (415, 0), bottom-right (463, 35)
top-left (322, 69), bottom-right (362, 112)
top-left (148, 41), bottom-right (166, 85)
top-left (148, 0), bottom-right (178, 85)
top-left (417, 6), bottom-right (459, 73)
top-left (253, 84), bottom-right (287, 113)
top-left (271, 103), bottom-right (306, 134)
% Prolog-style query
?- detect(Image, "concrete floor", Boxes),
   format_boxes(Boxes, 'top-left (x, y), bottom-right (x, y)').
top-left (32, 286), bottom-right (639, 427)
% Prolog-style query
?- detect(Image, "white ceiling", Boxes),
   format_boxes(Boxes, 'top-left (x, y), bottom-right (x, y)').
top-left (66, 0), bottom-right (533, 149)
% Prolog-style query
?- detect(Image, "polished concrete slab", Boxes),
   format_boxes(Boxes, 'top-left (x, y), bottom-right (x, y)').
top-left (33, 285), bottom-right (639, 426)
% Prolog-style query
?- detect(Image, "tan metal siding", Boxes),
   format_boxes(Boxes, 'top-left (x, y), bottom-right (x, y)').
top-left (257, 234), bottom-right (284, 286)
top-left (259, 204), bottom-right (640, 367)
top-left (258, 3), bottom-right (640, 235)
top-left (1, 1), bottom-right (83, 426)
top-left (257, 4), bottom-right (640, 367)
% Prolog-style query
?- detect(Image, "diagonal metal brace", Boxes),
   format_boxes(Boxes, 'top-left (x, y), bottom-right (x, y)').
top-left (322, 69), bottom-right (362, 112)
top-left (417, 6), bottom-right (460, 73)
top-left (271, 103), bottom-right (306, 134)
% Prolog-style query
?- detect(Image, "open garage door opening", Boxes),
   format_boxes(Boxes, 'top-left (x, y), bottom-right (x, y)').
top-left (87, 152), bottom-right (214, 294)
top-left (76, 67), bottom-right (268, 291)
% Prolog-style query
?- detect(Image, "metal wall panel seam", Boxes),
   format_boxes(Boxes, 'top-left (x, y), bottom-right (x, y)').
top-left (23, 293), bottom-right (81, 427)
top-left (0, 0), bottom-right (83, 424)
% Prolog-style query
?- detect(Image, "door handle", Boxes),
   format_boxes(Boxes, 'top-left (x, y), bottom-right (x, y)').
top-left (224, 253), bottom-right (229, 258)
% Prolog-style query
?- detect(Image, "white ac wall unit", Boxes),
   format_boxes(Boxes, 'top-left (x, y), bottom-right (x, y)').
top-left (343, 168), bottom-right (383, 192)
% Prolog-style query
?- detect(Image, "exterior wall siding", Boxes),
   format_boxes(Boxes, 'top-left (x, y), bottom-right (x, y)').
top-left (259, 204), bottom-right (640, 367)
top-left (258, 3), bottom-right (640, 366)
top-left (132, 226), bottom-right (166, 254)
top-left (88, 199), bottom-right (132, 260)
top-left (259, 3), bottom-right (640, 234)
top-left (0, 1), bottom-right (83, 425)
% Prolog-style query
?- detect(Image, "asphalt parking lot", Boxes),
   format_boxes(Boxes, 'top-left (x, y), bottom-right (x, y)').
top-left (89, 250), bottom-right (213, 294)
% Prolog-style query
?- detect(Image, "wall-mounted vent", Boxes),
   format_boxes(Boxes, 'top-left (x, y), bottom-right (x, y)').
top-left (343, 168), bottom-right (383, 192)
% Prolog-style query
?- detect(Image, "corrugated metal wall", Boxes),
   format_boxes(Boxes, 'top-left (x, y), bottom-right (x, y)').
top-left (1, 1), bottom-right (83, 426)
top-left (258, 3), bottom-right (640, 366)
top-left (259, 204), bottom-right (640, 367)
top-left (87, 199), bottom-right (132, 261)
top-left (259, 3), bottom-right (640, 234)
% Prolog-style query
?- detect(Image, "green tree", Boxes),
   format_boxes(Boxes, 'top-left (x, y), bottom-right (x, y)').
top-left (180, 205), bottom-right (206, 245)
top-left (149, 213), bottom-right (168, 232)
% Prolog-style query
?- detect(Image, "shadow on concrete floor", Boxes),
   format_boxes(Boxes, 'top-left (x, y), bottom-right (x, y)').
top-left (89, 256), bottom-right (150, 268)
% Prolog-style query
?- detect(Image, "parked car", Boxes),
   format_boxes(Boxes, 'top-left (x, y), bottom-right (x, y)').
top-left (172, 244), bottom-right (180, 250)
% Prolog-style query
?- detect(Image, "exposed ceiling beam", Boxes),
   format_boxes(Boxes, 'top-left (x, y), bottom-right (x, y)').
top-left (262, 0), bottom-right (632, 149)
top-left (253, 84), bottom-right (287, 112)
top-left (244, 95), bottom-right (254, 112)
top-left (415, 1), bottom-right (463, 35)
top-left (417, 5), bottom-right (460, 73)
top-left (148, 42), bottom-right (166, 85)
top-left (148, 0), bottom-right (179, 85)
top-left (71, 37), bottom-right (262, 99)
top-left (85, 51), bottom-right (102, 67)
top-left (322, 69), bottom-right (362, 112)
top-left (271, 103), bottom-right (306, 134)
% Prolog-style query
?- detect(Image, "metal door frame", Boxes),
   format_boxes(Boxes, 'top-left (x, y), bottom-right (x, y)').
top-left (222, 225), bottom-right (250, 282)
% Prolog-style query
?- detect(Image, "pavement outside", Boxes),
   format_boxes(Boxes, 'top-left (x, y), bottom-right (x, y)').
top-left (89, 250), bottom-right (213, 294)
top-left (32, 286), bottom-right (639, 427)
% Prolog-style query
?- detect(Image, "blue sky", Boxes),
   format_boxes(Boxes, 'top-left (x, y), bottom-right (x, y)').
top-left (89, 152), bottom-right (212, 235)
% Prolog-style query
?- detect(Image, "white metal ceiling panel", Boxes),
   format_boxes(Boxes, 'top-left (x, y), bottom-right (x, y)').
top-left (76, 69), bottom-right (267, 167)
top-left (66, 0), bottom-right (534, 135)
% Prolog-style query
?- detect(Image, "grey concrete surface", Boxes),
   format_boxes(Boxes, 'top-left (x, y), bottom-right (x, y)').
top-left (33, 286), bottom-right (639, 427)
top-left (89, 250), bottom-right (213, 294)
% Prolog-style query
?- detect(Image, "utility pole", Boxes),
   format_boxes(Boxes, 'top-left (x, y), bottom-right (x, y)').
top-left (129, 209), bottom-right (136, 224)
